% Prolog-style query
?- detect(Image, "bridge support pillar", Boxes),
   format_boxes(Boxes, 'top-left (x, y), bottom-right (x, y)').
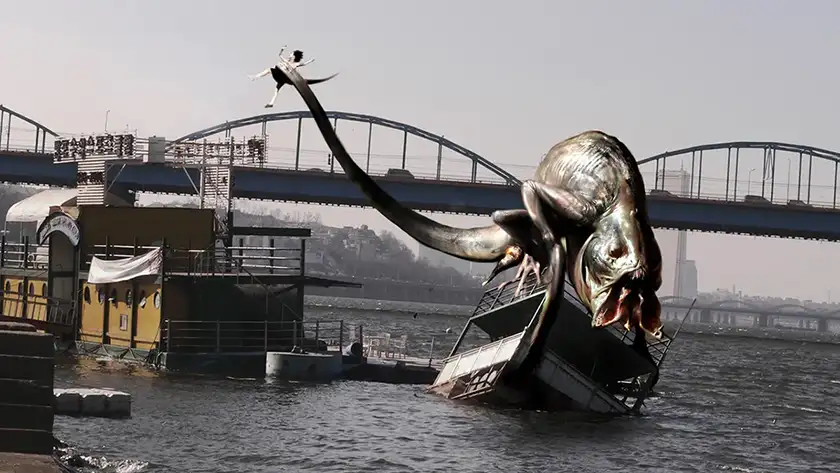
top-left (699, 308), bottom-right (712, 324)
top-left (817, 319), bottom-right (829, 333)
top-left (756, 314), bottom-right (769, 328)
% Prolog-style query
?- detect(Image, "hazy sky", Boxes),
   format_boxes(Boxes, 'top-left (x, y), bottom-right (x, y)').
top-left (2, 0), bottom-right (840, 301)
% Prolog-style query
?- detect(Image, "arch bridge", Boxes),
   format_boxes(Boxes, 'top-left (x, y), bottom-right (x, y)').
top-left (660, 296), bottom-right (840, 319)
top-left (0, 105), bottom-right (56, 154)
top-left (2, 105), bottom-right (840, 240)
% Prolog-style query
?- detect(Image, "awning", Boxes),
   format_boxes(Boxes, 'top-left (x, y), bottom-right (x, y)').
top-left (5, 188), bottom-right (131, 227)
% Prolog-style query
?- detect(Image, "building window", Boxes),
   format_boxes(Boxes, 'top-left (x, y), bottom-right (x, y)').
top-left (97, 288), bottom-right (105, 305)
top-left (119, 313), bottom-right (128, 331)
top-left (17, 282), bottom-right (22, 295)
top-left (153, 291), bottom-right (161, 309)
top-left (126, 289), bottom-right (133, 308)
top-left (41, 283), bottom-right (47, 297)
top-left (4, 281), bottom-right (9, 293)
top-left (28, 283), bottom-right (34, 295)
top-left (83, 287), bottom-right (91, 304)
top-left (110, 288), bottom-right (118, 307)
top-left (138, 290), bottom-right (147, 308)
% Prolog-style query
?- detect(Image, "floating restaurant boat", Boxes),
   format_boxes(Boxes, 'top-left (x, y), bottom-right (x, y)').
top-left (428, 272), bottom-right (679, 415)
top-left (0, 133), bottom-right (366, 377)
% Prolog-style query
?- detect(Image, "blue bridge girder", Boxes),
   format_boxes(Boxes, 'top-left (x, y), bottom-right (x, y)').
top-left (4, 151), bottom-right (840, 241)
top-left (4, 105), bottom-right (840, 241)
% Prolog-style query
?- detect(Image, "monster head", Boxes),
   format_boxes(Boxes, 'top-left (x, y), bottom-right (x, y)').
top-left (572, 200), bottom-right (663, 338)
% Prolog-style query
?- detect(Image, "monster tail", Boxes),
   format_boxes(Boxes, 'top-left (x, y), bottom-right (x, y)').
top-left (276, 60), bottom-right (514, 262)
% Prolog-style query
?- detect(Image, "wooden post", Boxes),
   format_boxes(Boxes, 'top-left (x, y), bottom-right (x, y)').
top-left (215, 320), bottom-right (221, 353)
top-left (264, 319), bottom-right (269, 352)
top-left (339, 320), bottom-right (344, 350)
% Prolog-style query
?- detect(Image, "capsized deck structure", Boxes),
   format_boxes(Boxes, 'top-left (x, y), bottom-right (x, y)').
top-left (428, 272), bottom-right (678, 415)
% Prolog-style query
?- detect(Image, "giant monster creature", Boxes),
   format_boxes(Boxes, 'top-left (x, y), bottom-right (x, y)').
top-left (273, 59), bottom-right (664, 378)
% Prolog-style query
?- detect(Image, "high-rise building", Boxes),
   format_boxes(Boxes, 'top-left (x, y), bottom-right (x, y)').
top-left (654, 169), bottom-right (697, 298)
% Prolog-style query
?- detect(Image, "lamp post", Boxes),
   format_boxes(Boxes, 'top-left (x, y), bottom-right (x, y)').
top-left (747, 168), bottom-right (756, 195)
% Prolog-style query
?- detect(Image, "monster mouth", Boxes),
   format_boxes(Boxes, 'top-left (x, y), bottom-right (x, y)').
top-left (591, 269), bottom-right (663, 338)
top-left (595, 284), bottom-right (642, 331)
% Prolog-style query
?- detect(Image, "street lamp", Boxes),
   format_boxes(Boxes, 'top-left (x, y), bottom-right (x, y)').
top-left (747, 168), bottom-right (756, 195)
top-left (786, 157), bottom-right (792, 201)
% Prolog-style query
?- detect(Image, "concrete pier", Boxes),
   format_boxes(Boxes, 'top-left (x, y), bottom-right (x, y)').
top-left (53, 388), bottom-right (131, 418)
top-left (266, 351), bottom-right (343, 382)
top-left (0, 322), bottom-right (55, 456)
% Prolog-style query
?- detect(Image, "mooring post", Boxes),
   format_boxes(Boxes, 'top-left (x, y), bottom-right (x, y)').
top-left (166, 319), bottom-right (171, 352)
top-left (428, 336), bottom-right (435, 368)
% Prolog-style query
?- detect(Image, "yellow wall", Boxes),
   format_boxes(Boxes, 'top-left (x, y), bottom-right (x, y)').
top-left (79, 280), bottom-right (167, 350)
top-left (134, 282), bottom-right (163, 350)
top-left (1, 278), bottom-right (57, 322)
top-left (104, 282), bottom-right (133, 347)
top-left (25, 279), bottom-right (48, 321)
top-left (79, 282), bottom-right (105, 343)
top-left (2, 277), bottom-right (25, 318)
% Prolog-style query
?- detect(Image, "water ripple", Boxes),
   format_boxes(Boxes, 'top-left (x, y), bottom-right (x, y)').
top-left (53, 306), bottom-right (840, 473)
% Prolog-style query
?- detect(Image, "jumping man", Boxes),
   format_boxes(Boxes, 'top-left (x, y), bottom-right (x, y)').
top-left (250, 46), bottom-right (337, 108)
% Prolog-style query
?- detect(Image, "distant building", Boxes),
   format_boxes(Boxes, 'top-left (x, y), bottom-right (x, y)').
top-left (677, 259), bottom-right (698, 299)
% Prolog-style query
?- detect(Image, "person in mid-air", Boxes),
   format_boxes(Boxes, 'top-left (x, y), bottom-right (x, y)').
top-left (250, 46), bottom-right (337, 108)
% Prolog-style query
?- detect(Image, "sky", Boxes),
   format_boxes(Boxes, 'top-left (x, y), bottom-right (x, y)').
top-left (2, 0), bottom-right (840, 301)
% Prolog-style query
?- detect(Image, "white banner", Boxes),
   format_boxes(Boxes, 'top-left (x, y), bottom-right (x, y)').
top-left (87, 247), bottom-right (163, 284)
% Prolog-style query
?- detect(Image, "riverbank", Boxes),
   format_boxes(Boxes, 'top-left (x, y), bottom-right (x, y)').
top-left (303, 294), bottom-right (840, 345)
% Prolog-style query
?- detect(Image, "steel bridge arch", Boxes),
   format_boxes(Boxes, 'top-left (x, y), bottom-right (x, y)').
top-left (170, 110), bottom-right (521, 185)
top-left (638, 141), bottom-right (840, 166)
top-left (0, 104), bottom-right (57, 154)
top-left (707, 299), bottom-right (765, 310)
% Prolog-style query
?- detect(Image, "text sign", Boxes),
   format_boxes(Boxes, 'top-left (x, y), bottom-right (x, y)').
top-left (54, 133), bottom-right (136, 161)
top-left (172, 137), bottom-right (266, 161)
top-left (37, 213), bottom-right (81, 246)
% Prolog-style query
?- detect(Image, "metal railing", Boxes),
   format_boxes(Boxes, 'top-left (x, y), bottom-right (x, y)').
top-left (160, 319), bottom-right (351, 354)
top-left (0, 236), bottom-right (49, 270)
top-left (0, 290), bottom-right (76, 327)
top-left (473, 271), bottom-right (675, 355)
top-left (87, 242), bottom-right (303, 276)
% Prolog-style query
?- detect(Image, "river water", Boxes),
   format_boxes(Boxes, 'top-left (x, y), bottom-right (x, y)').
top-left (53, 298), bottom-right (840, 473)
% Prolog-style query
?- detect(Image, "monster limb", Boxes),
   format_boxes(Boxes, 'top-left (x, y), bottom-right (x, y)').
top-left (482, 209), bottom-right (531, 286)
top-left (276, 60), bottom-right (517, 263)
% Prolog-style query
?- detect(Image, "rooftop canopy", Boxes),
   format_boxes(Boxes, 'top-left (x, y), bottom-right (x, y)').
top-left (5, 188), bottom-right (131, 227)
